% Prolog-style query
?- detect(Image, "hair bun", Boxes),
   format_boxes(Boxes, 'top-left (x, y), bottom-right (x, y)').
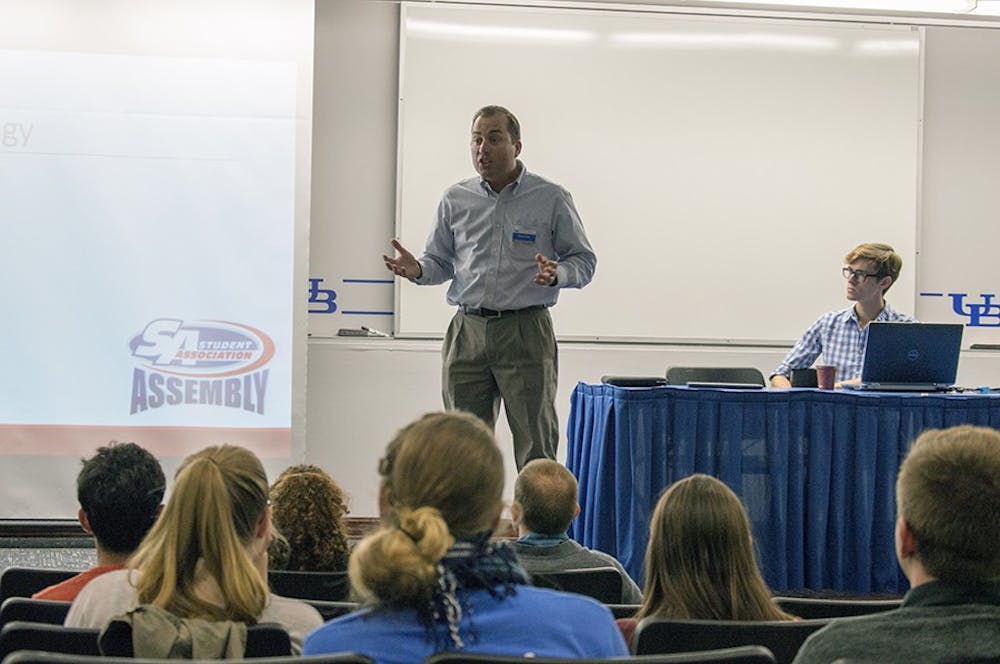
top-left (398, 506), bottom-right (453, 562)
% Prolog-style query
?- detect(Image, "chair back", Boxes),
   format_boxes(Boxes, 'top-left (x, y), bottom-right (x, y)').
top-left (0, 621), bottom-right (102, 659)
top-left (268, 569), bottom-right (351, 601)
top-left (633, 617), bottom-right (830, 664)
top-left (2, 650), bottom-right (374, 664)
top-left (606, 603), bottom-right (641, 619)
top-left (306, 599), bottom-right (362, 621)
top-left (424, 646), bottom-right (775, 663)
top-left (772, 596), bottom-right (901, 619)
top-left (0, 568), bottom-right (79, 603)
top-left (529, 567), bottom-right (623, 604)
top-left (99, 619), bottom-right (292, 658)
top-left (0, 598), bottom-right (72, 628)
top-left (789, 368), bottom-right (818, 387)
top-left (665, 367), bottom-right (765, 387)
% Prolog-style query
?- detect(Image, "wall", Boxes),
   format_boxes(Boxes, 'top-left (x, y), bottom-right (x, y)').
top-left (308, 0), bottom-right (1000, 517)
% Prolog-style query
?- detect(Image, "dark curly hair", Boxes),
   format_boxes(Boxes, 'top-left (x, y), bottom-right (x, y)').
top-left (268, 464), bottom-right (350, 572)
top-left (78, 441), bottom-right (165, 555)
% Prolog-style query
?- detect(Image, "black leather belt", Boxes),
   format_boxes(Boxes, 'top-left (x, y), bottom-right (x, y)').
top-left (460, 305), bottom-right (546, 319)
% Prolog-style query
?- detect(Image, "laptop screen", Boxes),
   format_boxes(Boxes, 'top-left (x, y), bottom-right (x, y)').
top-left (860, 322), bottom-right (964, 386)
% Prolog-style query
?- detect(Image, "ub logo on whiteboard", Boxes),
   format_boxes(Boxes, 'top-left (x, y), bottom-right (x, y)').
top-left (128, 319), bottom-right (273, 415)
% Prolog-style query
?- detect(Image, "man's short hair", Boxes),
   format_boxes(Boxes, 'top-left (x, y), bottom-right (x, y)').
top-left (897, 425), bottom-right (1000, 582)
top-left (844, 242), bottom-right (903, 293)
top-left (514, 459), bottom-right (578, 535)
top-left (472, 105), bottom-right (521, 143)
top-left (77, 441), bottom-right (165, 555)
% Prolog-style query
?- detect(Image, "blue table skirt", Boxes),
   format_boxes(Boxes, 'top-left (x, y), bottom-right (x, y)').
top-left (566, 382), bottom-right (1000, 594)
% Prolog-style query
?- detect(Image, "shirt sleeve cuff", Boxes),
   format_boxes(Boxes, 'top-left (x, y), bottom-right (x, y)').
top-left (552, 264), bottom-right (567, 287)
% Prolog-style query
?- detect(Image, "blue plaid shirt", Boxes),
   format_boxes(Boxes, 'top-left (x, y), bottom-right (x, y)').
top-left (773, 303), bottom-right (916, 382)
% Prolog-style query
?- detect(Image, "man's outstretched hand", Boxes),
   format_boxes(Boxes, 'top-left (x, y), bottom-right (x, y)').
top-left (383, 239), bottom-right (421, 280)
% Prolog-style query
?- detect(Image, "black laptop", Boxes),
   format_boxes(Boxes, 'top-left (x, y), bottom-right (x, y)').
top-left (848, 322), bottom-right (963, 392)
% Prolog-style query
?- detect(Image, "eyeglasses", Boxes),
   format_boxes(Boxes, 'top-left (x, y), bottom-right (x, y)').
top-left (842, 267), bottom-right (880, 281)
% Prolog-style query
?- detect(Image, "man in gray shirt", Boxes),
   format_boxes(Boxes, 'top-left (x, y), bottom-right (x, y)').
top-left (511, 459), bottom-right (641, 604)
top-left (383, 105), bottom-right (596, 470)
top-left (794, 424), bottom-right (1000, 663)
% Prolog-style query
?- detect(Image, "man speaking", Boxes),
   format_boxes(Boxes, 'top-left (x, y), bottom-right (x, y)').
top-left (383, 105), bottom-right (596, 469)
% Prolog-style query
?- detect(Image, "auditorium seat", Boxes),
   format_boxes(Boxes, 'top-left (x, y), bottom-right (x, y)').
top-left (0, 597), bottom-right (71, 628)
top-left (0, 568), bottom-right (78, 603)
top-left (530, 567), bottom-right (623, 604)
top-left (0, 621), bottom-right (102, 659)
top-left (424, 645), bottom-right (776, 663)
top-left (99, 619), bottom-right (292, 658)
top-left (633, 617), bottom-right (830, 664)
top-left (605, 603), bottom-right (641, 619)
top-left (306, 599), bottom-right (362, 621)
top-left (268, 569), bottom-right (351, 601)
top-left (772, 596), bottom-right (901, 619)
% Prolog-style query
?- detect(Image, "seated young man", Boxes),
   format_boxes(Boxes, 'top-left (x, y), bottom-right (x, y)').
top-left (33, 441), bottom-right (164, 601)
top-left (794, 425), bottom-right (1000, 663)
top-left (770, 242), bottom-right (914, 388)
top-left (511, 459), bottom-right (642, 604)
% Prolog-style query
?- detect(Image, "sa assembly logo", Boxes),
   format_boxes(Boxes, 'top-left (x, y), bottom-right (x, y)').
top-left (128, 319), bottom-right (273, 415)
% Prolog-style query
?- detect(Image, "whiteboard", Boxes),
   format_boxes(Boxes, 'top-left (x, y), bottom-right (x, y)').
top-left (395, 3), bottom-right (920, 343)
top-left (917, 25), bottom-right (1000, 348)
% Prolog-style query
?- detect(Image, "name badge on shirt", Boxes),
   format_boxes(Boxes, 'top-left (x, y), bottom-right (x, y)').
top-left (512, 231), bottom-right (536, 243)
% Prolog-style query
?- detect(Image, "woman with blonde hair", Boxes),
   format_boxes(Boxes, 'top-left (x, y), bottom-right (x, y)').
top-left (66, 444), bottom-right (322, 652)
top-left (268, 464), bottom-right (350, 571)
top-left (304, 411), bottom-right (628, 663)
top-left (617, 474), bottom-right (792, 646)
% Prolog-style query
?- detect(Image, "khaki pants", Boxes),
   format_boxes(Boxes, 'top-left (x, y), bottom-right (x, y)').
top-left (442, 307), bottom-right (559, 470)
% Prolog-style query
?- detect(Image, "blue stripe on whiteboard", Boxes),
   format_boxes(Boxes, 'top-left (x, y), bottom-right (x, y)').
top-left (920, 292), bottom-right (944, 297)
top-left (341, 310), bottom-right (394, 316)
top-left (343, 278), bottom-right (394, 284)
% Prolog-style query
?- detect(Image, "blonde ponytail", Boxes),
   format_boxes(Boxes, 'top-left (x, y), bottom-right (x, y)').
top-left (130, 445), bottom-right (269, 622)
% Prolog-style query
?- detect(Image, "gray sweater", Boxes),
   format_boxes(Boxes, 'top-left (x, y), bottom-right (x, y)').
top-left (793, 580), bottom-right (1000, 664)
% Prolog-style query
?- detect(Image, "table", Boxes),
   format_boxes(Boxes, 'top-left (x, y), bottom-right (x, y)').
top-left (566, 382), bottom-right (1000, 594)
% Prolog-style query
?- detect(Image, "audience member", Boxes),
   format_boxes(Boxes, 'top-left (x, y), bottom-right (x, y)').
top-left (770, 242), bottom-right (915, 388)
top-left (303, 411), bottom-right (628, 662)
top-left (794, 425), bottom-right (1000, 663)
top-left (65, 444), bottom-right (322, 653)
top-left (34, 441), bottom-right (165, 601)
top-left (268, 464), bottom-right (350, 572)
top-left (618, 474), bottom-right (791, 647)
top-left (511, 458), bottom-right (641, 603)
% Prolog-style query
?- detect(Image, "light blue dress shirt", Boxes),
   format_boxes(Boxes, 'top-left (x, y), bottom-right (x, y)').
top-left (414, 161), bottom-right (596, 310)
top-left (773, 303), bottom-right (916, 382)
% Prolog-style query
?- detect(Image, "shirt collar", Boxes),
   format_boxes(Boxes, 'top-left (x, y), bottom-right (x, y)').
top-left (903, 579), bottom-right (1000, 608)
top-left (836, 305), bottom-right (857, 325)
top-left (875, 302), bottom-right (898, 320)
top-left (841, 301), bottom-right (897, 324)
top-left (479, 160), bottom-right (526, 195)
top-left (516, 531), bottom-right (570, 547)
